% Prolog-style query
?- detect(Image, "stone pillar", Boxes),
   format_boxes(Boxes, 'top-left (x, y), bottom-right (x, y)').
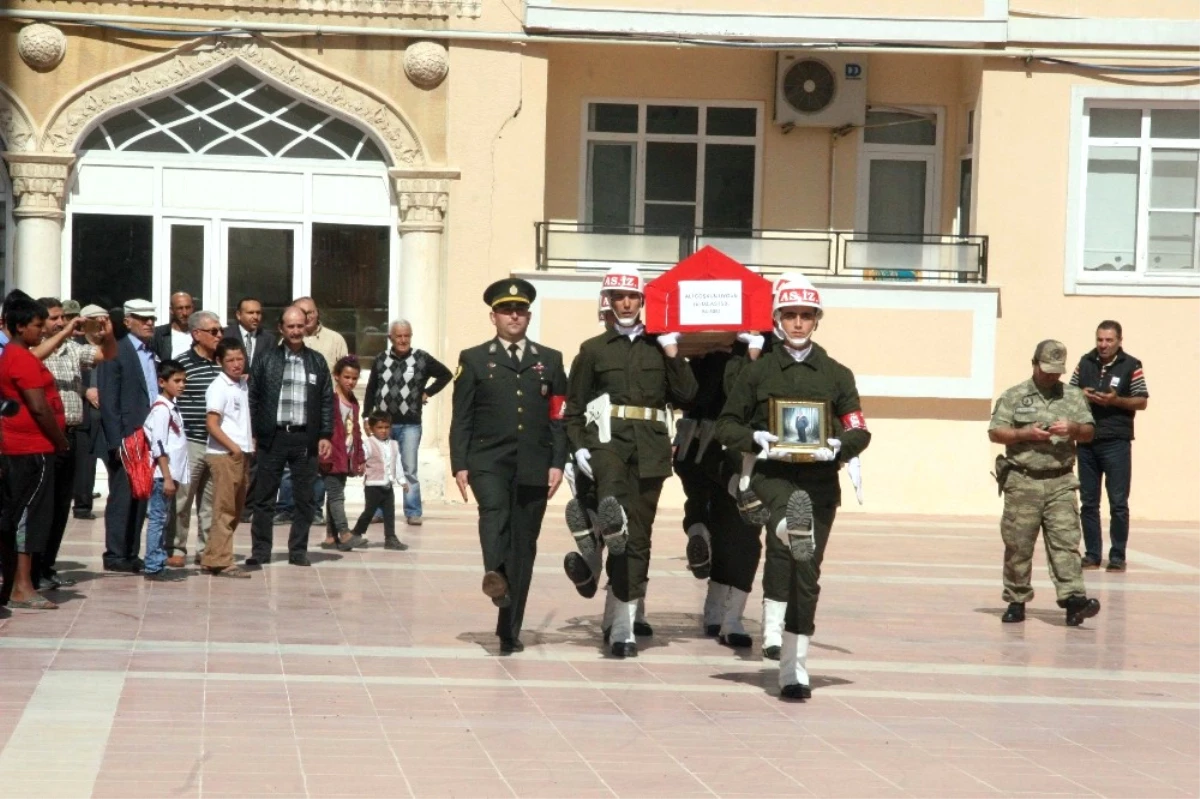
top-left (391, 168), bottom-right (457, 501)
top-left (3, 152), bottom-right (74, 299)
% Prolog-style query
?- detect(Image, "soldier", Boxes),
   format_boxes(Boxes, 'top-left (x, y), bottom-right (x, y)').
top-left (450, 279), bottom-right (568, 654)
top-left (716, 273), bottom-right (871, 701)
top-left (675, 333), bottom-right (767, 651)
top-left (988, 339), bottom-right (1101, 628)
top-left (565, 265), bottom-right (697, 659)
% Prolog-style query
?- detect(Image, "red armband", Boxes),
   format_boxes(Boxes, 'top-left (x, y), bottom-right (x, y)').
top-left (840, 410), bottom-right (867, 431)
top-left (549, 395), bottom-right (567, 420)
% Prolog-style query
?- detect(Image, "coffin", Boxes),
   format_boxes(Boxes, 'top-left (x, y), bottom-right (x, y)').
top-left (643, 246), bottom-right (775, 336)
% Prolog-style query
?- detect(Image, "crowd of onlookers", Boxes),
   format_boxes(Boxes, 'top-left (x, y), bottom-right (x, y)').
top-left (0, 289), bottom-right (452, 613)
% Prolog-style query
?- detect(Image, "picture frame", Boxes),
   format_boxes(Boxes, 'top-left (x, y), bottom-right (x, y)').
top-left (768, 398), bottom-right (831, 461)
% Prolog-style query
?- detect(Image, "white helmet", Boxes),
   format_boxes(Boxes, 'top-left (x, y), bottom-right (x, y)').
top-left (600, 265), bottom-right (645, 296)
top-left (771, 272), bottom-right (823, 316)
top-left (597, 292), bottom-right (611, 323)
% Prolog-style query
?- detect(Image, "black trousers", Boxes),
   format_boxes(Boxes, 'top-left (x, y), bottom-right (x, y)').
top-left (1, 454), bottom-right (55, 604)
top-left (469, 471), bottom-right (549, 642)
top-left (751, 470), bottom-right (839, 637)
top-left (592, 448), bottom-right (664, 604)
top-left (249, 431), bottom-right (318, 560)
top-left (354, 486), bottom-right (396, 539)
top-left (103, 451), bottom-right (145, 567)
top-left (675, 449), bottom-right (763, 594)
top-left (1078, 438), bottom-right (1132, 563)
top-left (35, 447), bottom-right (76, 579)
top-left (72, 424), bottom-right (97, 514)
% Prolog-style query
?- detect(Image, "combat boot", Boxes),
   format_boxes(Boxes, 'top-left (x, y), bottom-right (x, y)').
top-left (703, 582), bottom-right (729, 637)
top-left (761, 598), bottom-right (786, 660)
top-left (1001, 602), bottom-right (1025, 623)
top-left (1064, 595), bottom-right (1101, 627)
top-left (718, 587), bottom-right (753, 649)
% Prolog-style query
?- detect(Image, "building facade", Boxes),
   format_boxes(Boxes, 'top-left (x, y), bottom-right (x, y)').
top-left (1, 0), bottom-right (1196, 518)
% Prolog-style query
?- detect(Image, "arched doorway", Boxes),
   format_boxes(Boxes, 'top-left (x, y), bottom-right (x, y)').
top-left (66, 64), bottom-right (398, 366)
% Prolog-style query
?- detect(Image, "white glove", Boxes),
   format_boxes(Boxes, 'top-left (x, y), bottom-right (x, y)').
top-left (752, 430), bottom-right (778, 460)
top-left (736, 332), bottom-right (765, 350)
top-left (812, 438), bottom-right (842, 462)
top-left (563, 461), bottom-right (577, 497)
top-left (847, 456), bottom-right (863, 505)
top-left (656, 333), bottom-right (680, 348)
top-left (574, 448), bottom-right (594, 480)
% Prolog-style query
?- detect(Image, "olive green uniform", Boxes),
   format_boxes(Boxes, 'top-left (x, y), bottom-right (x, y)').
top-left (450, 338), bottom-right (568, 642)
top-left (716, 342), bottom-right (870, 637)
top-left (988, 379), bottom-right (1094, 604)
top-left (565, 329), bottom-right (698, 602)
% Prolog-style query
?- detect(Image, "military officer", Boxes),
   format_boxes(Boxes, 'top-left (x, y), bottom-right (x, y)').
top-left (716, 273), bottom-right (871, 701)
top-left (565, 265), bottom-right (697, 658)
top-left (450, 279), bottom-right (568, 654)
top-left (988, 339), bottom-right (1101, 628)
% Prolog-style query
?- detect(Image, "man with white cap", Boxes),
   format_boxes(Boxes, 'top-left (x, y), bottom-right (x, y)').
top-left (716, 272), bottom-right (871, 700)
top-left (564, 265), bottom-right (697, 658)
top-left (96, 298), bottom-right (161, 572)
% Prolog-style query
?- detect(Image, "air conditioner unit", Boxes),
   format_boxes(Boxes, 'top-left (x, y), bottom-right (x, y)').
top-left (774, 52), bottom-right (867, 128)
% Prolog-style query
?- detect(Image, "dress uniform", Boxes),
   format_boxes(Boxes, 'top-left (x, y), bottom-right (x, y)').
top-left (565, 265), bottom-right (697, 658)
top-left (716, 273), bottom-right (871, 701)
top-left (675, 340), bottom-right (766, 651)
top-left (449, 279), bottom-right (568, 653)
top-left (988, 339), bottom-right (1101, 627)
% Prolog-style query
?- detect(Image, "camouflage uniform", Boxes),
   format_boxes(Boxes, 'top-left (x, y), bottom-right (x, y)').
top-left (988, 378), bottom-right (1095, 604)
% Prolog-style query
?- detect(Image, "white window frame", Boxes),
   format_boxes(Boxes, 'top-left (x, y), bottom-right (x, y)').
top-left (855, 105), bottom-right (944, 235)
top-left (62, 150), bottom-right (400, 320)
top-left (578, 98), bottom-right (764, 230)
top-left (1065, 86), bottom-right (1200, 297)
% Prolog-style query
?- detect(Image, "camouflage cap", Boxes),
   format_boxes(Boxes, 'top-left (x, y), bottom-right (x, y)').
top-left (1033, 339), bottom-right (1068, 374)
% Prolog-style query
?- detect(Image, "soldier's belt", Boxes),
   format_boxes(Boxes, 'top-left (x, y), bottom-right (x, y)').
top-left (610, 404), bottom-right (668, 423)
top-left (1010, 464), bottom-right (1074, 480)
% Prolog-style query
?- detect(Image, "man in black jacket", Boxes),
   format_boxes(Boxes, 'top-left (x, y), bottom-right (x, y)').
top-left (1070, 320), bottom-right (1150, 573)
top-left (246, 306), bottom-right (334, 568)
top-left (450, 279), bottom-right (568, 654)
top-left (97, 298), bottom-right (160, 572)
top-left (151, 292), bottom-right (194, 362)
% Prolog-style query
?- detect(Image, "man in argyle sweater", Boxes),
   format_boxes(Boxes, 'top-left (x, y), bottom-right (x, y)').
top-left (363, 320), bottom-right (453, 525)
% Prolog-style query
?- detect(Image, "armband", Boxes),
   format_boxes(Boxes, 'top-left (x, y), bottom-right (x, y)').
top-left (840, 410), bottom-right (868, 431)
top-left (549, 395), bottom-right (567, 420)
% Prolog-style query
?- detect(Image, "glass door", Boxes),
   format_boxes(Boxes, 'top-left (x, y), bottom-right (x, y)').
top-left (219, 222), bottom-right (301, 333)
top-left (163, 218), bottom-right (212, 314)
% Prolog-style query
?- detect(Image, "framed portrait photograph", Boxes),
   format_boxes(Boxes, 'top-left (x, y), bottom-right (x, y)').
top-left (768, 399), bottom-right (831, 461)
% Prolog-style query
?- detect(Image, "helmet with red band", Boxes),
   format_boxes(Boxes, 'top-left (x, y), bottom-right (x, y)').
top-left (600, 265), bottom-right (645, 297)
top-left (771, 272), bottom-right (823, 318)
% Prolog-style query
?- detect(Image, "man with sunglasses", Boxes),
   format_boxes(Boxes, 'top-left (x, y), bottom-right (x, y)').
top-left (97, 298), bottom-right (161, 573)
top-left (170, 311), bottom-right (226, 566)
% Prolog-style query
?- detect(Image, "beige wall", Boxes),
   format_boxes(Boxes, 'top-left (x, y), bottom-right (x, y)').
top-left (545, 45), bottom-right (975, 235)
top-left (975, 60), bottom-right (1199, 521)
top-left (540, 0), bottom-right (991, 17)
top-left (1012, 0), bottom-right (1200, 19)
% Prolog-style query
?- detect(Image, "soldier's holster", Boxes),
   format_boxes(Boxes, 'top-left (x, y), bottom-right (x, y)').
top-left (992, 454), bottom-right (1013, 496)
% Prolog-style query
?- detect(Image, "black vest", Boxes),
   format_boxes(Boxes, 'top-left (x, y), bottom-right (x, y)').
top-left (1072, 349), bottom-right (1143, 440)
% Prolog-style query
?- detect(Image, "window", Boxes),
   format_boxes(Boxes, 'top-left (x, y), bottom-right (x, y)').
top-left (582, 100), bottom-right (761, 234)
top-left (71, 214), bottom-right (154, 311)
top-left (311, 223), bottom-right (390, 370)
top-left (1078, 104), bottom-right (1199, 280)
top-left (80, 66), bottom-right (386, 162)
top-left (857, 108), bottom-right (941, 240)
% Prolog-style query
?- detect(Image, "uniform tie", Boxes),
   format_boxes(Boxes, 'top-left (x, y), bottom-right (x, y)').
top-left (508, 343), bottom-right (521, 369)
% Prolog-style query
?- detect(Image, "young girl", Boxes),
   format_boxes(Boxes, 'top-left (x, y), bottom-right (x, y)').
top-left (352, 411), bottom-right (408, 551)
top-left (322, 356), bottom-right (366, 551)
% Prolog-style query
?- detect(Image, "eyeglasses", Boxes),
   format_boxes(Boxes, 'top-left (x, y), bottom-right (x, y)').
top-left (199, 328), bottom-right (223, 336)
top-left (130, 315), bottom-right (157, 322)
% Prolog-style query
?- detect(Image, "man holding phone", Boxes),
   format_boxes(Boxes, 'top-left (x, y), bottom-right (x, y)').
top-left (1070, 321), bottom-right (1149, 573)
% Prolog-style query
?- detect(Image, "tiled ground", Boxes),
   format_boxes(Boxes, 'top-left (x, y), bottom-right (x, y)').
top-left (0, 500), bottom-right (1196, 799)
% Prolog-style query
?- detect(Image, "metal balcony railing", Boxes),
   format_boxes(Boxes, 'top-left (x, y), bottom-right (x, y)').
top-left (534, 222), bottom-right (989, 284)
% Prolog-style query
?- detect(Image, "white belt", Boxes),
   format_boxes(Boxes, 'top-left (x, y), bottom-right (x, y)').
top-left (610, 404), bottom-right (668, 423)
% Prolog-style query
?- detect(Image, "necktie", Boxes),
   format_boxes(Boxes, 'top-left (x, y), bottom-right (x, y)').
top-left (508, 343), bottom-right (521, 369)
top-left (245, 334), bottom-right (254, 364)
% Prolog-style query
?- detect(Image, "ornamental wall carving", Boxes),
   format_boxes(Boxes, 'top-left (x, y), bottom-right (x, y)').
top-left (3, 154), bottom-right (75, 219)
top-left (395, 177), bottom-right (450, 229)
top-left (0, 87), bottom-right (38, 153)
top-left (42, 36), bottom-right (427, 166)
top-left (47, 0), bottom-right (480, 17)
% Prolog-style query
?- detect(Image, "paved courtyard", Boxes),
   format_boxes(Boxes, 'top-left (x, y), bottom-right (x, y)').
top-left (0, 501), bottom-right (1196, 799)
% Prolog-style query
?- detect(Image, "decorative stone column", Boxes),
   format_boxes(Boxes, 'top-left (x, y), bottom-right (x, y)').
top-left (391, 168), bottom-right (458, 501)
top-left (3, 153), bottom-right (75, 299)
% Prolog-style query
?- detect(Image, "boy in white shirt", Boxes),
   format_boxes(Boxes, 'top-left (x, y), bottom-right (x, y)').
top-left (144, 360), bottom-right (190, 581)
top-left (201, 339), bottom-right (254, 577)
top-left (351, 411), bottom-right (409, 551)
